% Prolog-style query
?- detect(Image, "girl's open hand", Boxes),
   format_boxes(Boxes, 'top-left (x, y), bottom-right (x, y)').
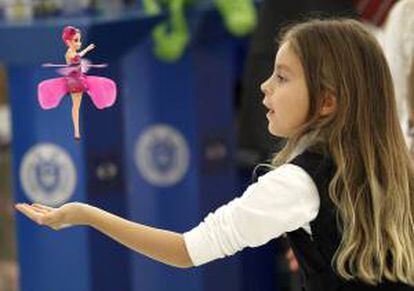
top-left (15, 202), bottom-right (87, 230)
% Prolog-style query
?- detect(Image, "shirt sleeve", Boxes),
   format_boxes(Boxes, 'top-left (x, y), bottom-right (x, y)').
top-left (183, 163), bottom-right (320, 266)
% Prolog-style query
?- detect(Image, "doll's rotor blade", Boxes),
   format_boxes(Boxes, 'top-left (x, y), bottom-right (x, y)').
top-left (42, 63), bottom-right (69, 67)
top-left (86, 64), bottom-right (108, 68)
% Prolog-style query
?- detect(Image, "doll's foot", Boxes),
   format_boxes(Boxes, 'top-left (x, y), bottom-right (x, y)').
top-left (74, 136), bottom-right (81, 142)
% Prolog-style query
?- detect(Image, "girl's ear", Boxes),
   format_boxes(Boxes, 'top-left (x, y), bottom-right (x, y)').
top-left (320, 93), bottom-right (337, 117)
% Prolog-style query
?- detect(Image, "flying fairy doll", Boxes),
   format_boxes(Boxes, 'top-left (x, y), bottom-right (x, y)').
top-left (38, 26), bottom-right (117, 141)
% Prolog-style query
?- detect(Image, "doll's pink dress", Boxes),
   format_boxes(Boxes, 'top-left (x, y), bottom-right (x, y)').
top-left (38, 54), bottom-right (117, 109)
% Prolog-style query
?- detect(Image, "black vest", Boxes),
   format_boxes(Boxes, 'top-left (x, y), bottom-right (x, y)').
top-left (287, 150), bottom-right (414, 291)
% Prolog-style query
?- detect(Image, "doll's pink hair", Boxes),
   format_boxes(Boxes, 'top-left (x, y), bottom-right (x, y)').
top-left (62, 26), bottom-right (80, 46)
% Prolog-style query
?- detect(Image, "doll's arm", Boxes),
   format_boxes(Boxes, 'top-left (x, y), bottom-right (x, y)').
top-left (79, 44), bottom-right (96, 58)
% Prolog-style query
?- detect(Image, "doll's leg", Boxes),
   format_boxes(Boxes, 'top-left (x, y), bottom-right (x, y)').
top-left (71, 93), bottom-right (83, 140)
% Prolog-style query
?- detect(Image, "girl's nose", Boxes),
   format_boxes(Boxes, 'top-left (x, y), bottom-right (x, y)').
top-left (260, 76), bottom-right (273, 96)
top-left (260, 81), bottom-right (268, 95)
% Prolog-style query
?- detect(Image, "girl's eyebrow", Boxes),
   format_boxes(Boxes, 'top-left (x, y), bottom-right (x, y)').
top-left (276, 63), bottom-right (293, 74)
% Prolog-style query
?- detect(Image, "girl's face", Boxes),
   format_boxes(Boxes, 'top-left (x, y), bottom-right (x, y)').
top-left (68, 32), bottom-right (82, 51)
top-left (261, 42), bottom-right (310, 138)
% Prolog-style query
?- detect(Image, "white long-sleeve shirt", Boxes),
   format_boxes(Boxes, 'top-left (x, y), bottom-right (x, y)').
top-left (183, 163), bottom-right (320, 266)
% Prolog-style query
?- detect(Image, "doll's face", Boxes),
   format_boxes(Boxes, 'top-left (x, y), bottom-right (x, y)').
top-left (261, 42), bottom-right (310, 137)
top-left (67, 32), bottom-right (82, 51)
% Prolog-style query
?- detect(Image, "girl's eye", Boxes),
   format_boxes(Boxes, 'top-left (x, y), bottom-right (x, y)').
top-left (276, 74), bottom-right (287, 83)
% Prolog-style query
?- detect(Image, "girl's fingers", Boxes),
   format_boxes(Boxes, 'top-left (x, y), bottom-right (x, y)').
top-left (30, 206), bottom-right (49, 215)
top-left (16, 203), bottom-right (71, 229)
top-left (15, 204), bottom-right (42, 223)
top-left (16, 204), bottom-right (56, 226)
top-left (32, 203), bottom-right (54, 212)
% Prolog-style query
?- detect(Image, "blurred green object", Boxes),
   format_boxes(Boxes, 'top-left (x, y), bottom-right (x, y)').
top-left (142, 0), bottom-right (162, 15)
top-left (141, 0), bottom-right (257, 62)
top-left (151, 0), bottom-right (190, 62)
top-left (214, 0), bottom-right (257, 37)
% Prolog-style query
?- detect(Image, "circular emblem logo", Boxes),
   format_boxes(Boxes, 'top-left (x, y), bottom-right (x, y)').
top-left (135, 124), bottom-right (190, 187)
top-left (19, 143), bottom-right (77, 206)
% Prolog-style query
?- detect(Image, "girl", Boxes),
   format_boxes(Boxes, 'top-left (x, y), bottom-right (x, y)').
top-left (38, 26), bottom-right (117, 140)
top-left (17, 19), bottom-right (414, 290)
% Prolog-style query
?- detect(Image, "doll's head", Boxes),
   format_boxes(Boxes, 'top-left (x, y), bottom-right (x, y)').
top-left (62, 26), bottom-right (81, 51)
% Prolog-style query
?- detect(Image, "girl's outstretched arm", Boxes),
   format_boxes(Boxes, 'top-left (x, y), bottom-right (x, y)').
top-left (15, 203), bottom-right (194, 268)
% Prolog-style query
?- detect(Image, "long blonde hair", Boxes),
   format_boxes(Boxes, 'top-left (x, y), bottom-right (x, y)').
top-left (273, 19), bottom-right (414, 286)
